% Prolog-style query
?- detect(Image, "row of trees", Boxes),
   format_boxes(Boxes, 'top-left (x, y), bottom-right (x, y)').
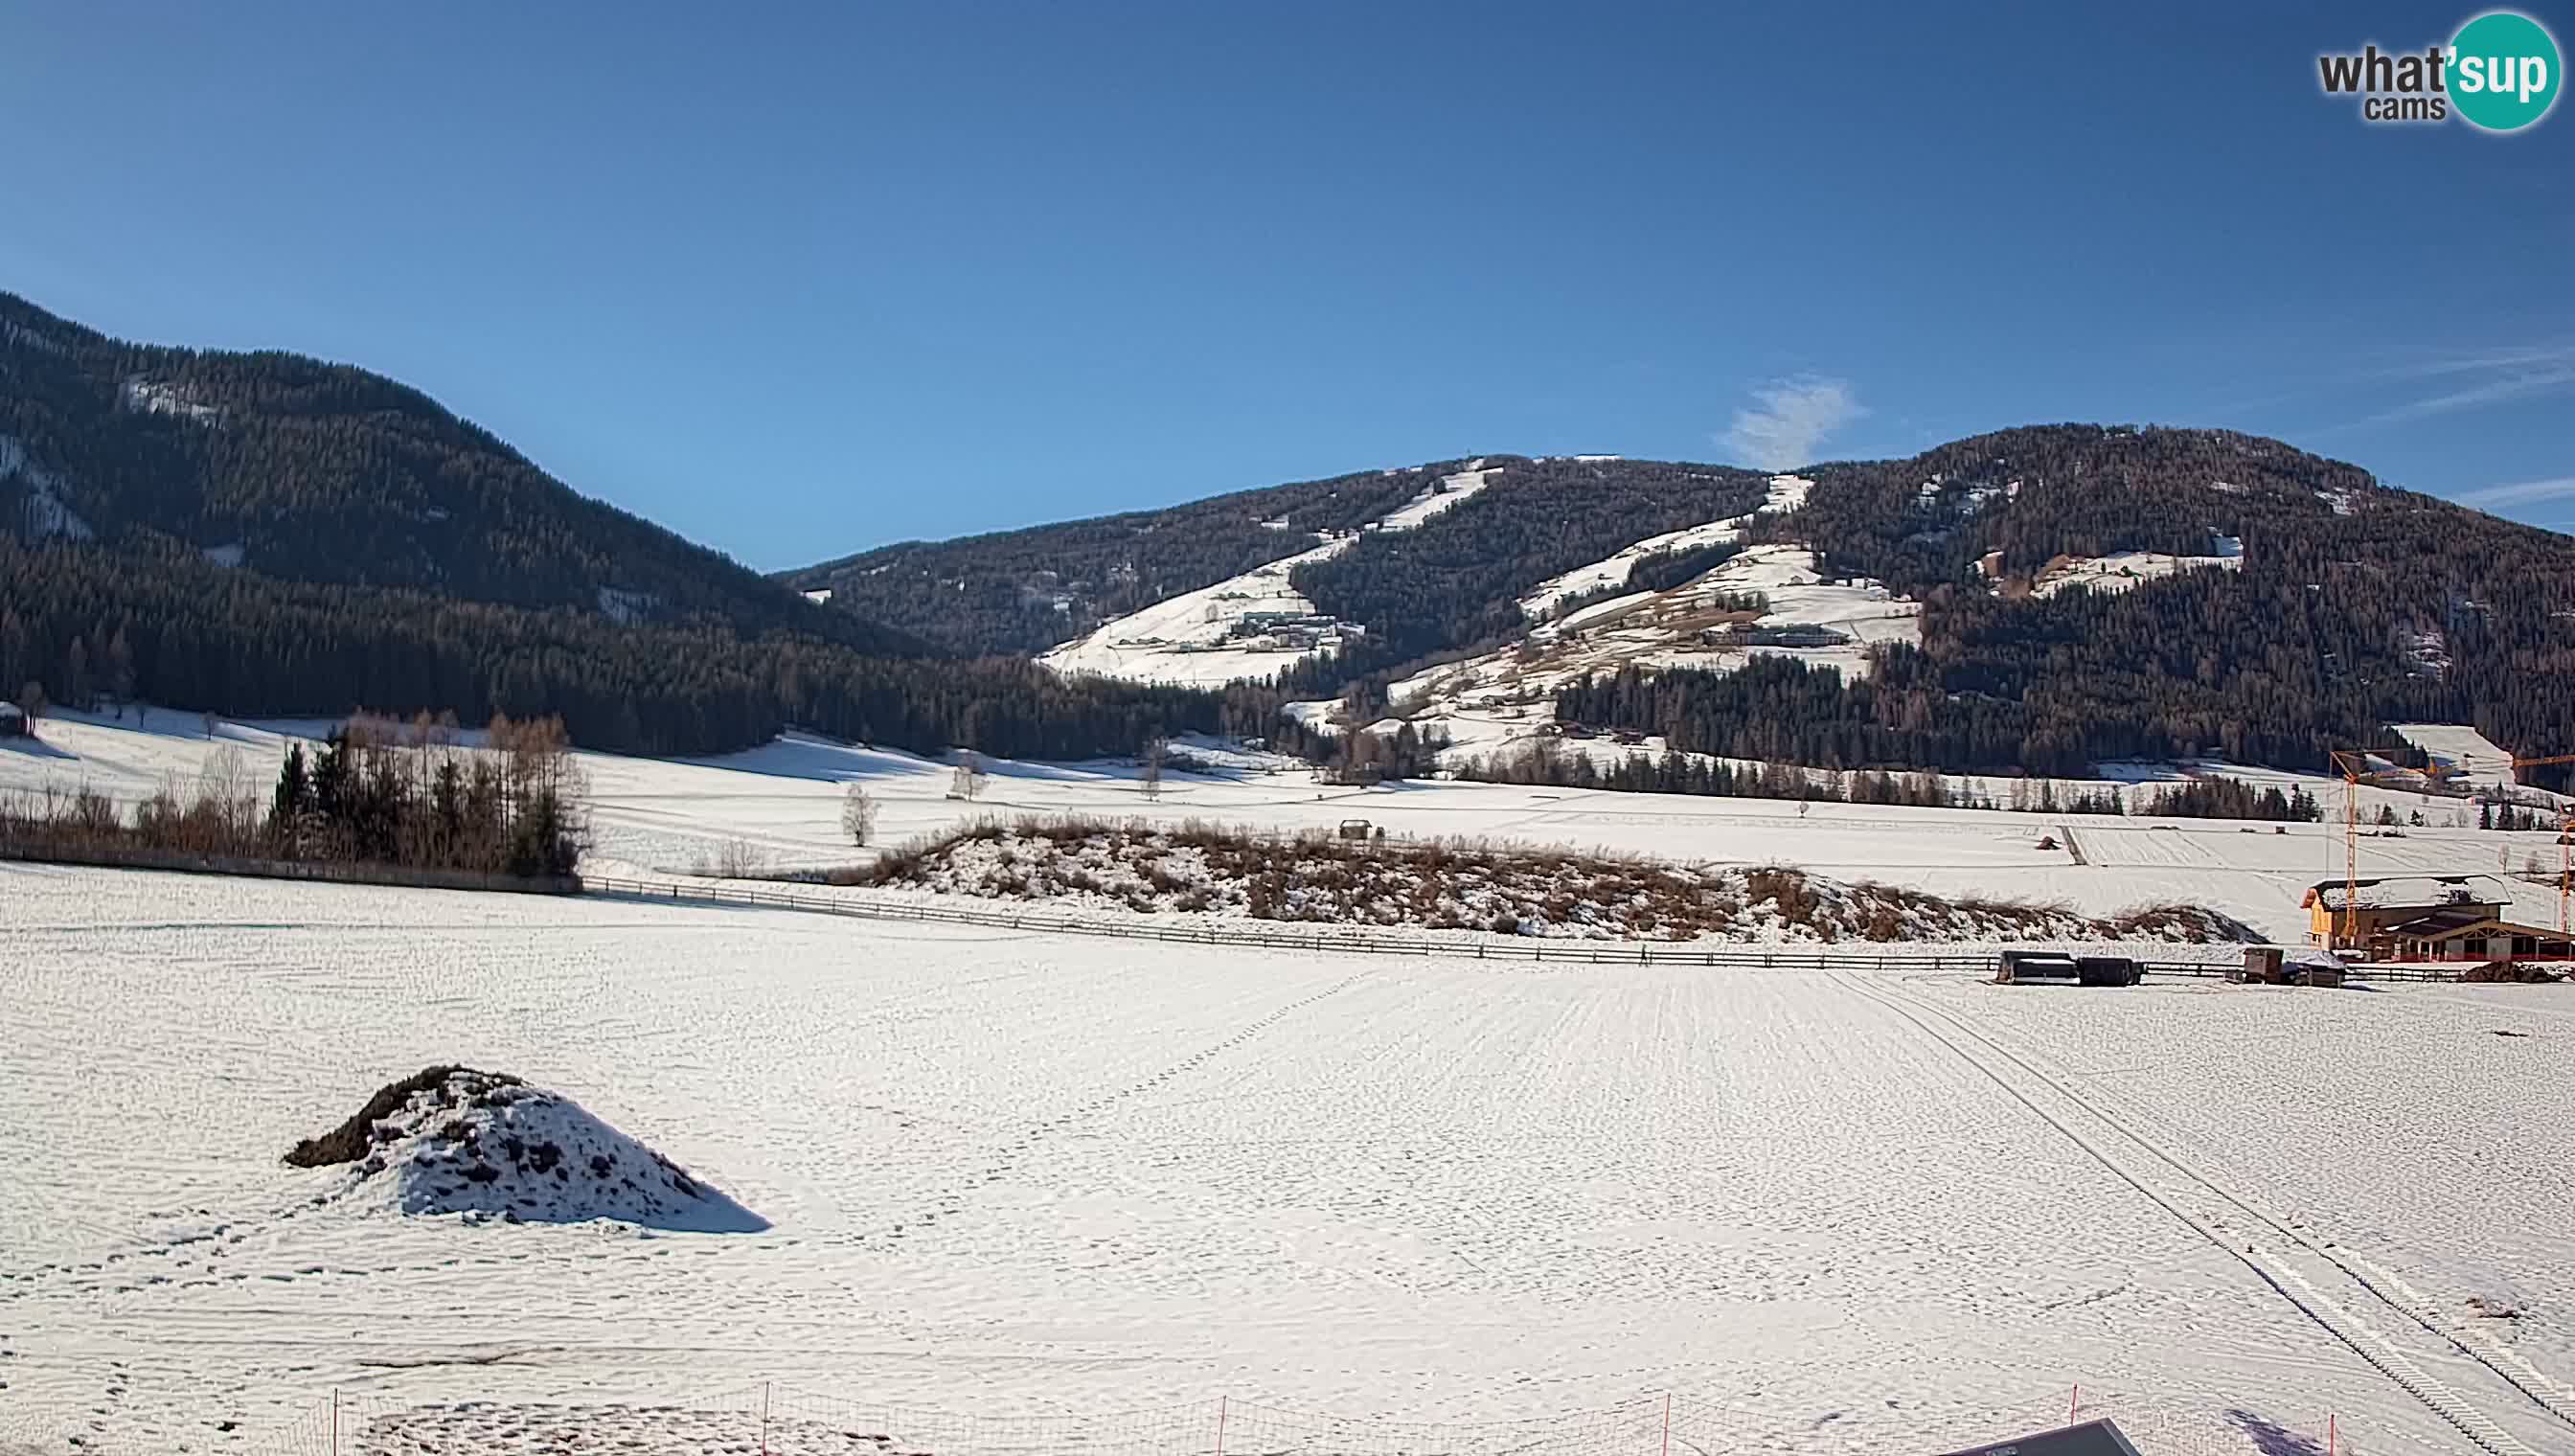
top-left (2134, 778), bottom-right (2323, 822)
top-left (1453, 735), bottom-right (2336, 823)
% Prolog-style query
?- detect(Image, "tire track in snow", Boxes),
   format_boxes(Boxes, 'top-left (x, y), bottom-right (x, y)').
top-left (846, 968), bottom-right (1377, 1250)
top-left (1835, 973), bottom-right (2546, 1456)
top-left (1859, 976), bottom-right (2575, 1436)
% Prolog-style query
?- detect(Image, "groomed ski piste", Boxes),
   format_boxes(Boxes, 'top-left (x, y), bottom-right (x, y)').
top-left (6, 711), bottom-right (2575, 1455)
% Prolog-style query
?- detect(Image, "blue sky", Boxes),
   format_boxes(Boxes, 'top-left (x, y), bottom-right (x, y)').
top-left (4, 3), bottom-right (2570, 567)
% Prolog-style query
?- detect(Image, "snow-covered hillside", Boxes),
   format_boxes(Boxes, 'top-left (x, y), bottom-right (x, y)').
top-left (2390, 722), bottom-right (2524, 792)
top-left (1396, 541), bottom-right (1922, 760)
top-left (1038, 465), bottom-right (1500, 686)
top-left (1515, 473), bottom-right (1812, 619)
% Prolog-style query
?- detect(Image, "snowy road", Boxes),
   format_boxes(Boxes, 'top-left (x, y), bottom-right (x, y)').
top-left (6, 866), bottom-right (2571, 1455)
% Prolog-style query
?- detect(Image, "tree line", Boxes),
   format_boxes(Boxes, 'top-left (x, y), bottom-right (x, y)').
top-left (2, 536), bottom-right (1247, 760)
top-left (1, 712), bottom-right (584, 877)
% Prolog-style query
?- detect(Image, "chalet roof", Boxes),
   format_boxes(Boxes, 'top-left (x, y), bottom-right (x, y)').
top-left (2379, 907), bottom-right (2565, 941)
top-left (2380, 907), bottom-right (2507, 939)
top-left (2303, 874), bottom-right (2509, 912)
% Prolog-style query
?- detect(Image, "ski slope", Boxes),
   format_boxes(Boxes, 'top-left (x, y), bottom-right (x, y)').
top-left (6, 866), bottom-right (2573, 1455)
top-left (1037, 466), bottom-right (1498, 687)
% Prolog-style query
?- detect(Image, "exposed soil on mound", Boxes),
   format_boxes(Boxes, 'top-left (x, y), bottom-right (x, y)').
top-left (291, 1068), bottom-right (765, 1232)
top-left (285, 1066), bottom-right (522, 1167)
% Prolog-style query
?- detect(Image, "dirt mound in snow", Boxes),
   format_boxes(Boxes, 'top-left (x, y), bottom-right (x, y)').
top-left (857, 818), bottom-right (2261, 944)
top-left (290, 1068), bottom-right (766, 1232)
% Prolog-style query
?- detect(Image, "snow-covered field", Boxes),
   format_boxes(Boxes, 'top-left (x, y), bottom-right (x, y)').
top-left (4, 866), bottom-right (2571, 1456)
top-left (7, 709), bottom-right (2567, 946)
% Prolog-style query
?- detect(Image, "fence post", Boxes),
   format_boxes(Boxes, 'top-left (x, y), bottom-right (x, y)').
top-left (1216, 1395), bottom-right (1228, 1456)
top-left (331, 1389), bottom-right (341, 1456)
top-left (2327, 1412), bottom-right (2336, 1455)
top-left (761, 1381), bottom-right (772, 1456)
top-left (1660, 1391), bottom-right (1672, 1456)
top-left (2067, 1383), bottom-right (2079, 1424)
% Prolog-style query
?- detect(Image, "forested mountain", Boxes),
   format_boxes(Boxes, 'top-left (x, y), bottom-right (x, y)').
top-left (2, 292), bottom-right (1234, 759)
top-left (14, 282), bottom-right (2567, 782)
top-left (791, 426), bottom-right (2575, 785)
top-left (0, 291), bottom-right (915, 651)
top-left (1670, 424), bottom-right (2575, 783)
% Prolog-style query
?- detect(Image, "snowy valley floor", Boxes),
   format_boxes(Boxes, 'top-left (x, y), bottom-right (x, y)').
top-left (6, 868), bottom-right (2574, 1455)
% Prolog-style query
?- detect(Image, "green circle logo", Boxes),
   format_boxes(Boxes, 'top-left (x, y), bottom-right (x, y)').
top-left (2450, 11), bottom-right (2561, 131)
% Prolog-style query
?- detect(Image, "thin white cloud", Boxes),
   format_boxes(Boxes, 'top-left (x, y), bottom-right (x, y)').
top-left (1720, 376), bottom-right (1865, 470)
top-left (2358, 365), bottom-right (2575, 429)
top-left (2316, 341), bottom-right (2575, 436)
top-left (2454, 476), bottom-right (2575, 511)
top-left (2373, 341), bottom-right (2575, 379)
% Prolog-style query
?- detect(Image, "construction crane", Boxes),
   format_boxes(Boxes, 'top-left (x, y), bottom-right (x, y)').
top-left (2328, 748), bottom-right (2575, 949)
top-left (2327, 750), bottom-right (2444, 948)
top-left (2507, 753), bottom-right (2575, 942)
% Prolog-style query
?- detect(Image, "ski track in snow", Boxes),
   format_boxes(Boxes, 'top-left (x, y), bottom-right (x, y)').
top-left (5, 867), bottom-right (2574, 1455)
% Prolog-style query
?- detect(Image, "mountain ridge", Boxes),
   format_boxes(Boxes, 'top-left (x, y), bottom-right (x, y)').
top-left (787, 427), bottom-right (2575, 782)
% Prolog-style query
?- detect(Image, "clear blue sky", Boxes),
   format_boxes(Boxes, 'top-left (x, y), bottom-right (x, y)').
top-left (4, 3), bottom-right (2570, 568)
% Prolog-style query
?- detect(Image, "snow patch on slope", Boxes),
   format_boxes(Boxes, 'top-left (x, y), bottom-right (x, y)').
top-left (1039, 535), bottom-right (1360, 687)
top-left (1516, 473), bottom-right (1814, 619)
top-left (121, 377), bottom-right (221, 425)
top-left (2388, 723), bottom-right (2520, 793)
top-left (2031, 538), bottom-right (2245, 598)
top-left (304, 1068), bottom-right (766, 1232)
top-left (201, 543), bottom-right (245, 568)
top-left (0, 433), bottom-right (94, 541)
top-left (1373, 464), bottom-right (1497, 532)
top-left (597, 586), bottom-right (659, 625)
top-left (1761, 472), bottom-right (1812, 513)
top-left (1040, 465), bottom-right (1497, 687)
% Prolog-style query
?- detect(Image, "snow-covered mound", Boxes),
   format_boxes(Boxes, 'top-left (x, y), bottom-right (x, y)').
top-left (862, 819), bottom-right (2258, 944)
top-left (288, 1068), bottom-right (766, 1233)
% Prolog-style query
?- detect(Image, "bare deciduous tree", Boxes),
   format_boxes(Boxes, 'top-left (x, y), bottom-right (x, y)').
top-left (840, 783), bottom-right (879, 846)
top-left (1140, 738), bottom-right (1167, 802)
